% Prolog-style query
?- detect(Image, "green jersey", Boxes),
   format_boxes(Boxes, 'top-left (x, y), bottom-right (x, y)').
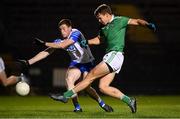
top-left (99, 16), bottom-right (129, 53)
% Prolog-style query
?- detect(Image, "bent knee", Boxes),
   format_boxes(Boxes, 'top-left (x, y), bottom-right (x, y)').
top-left (65, 77), bottom-right (76, 86)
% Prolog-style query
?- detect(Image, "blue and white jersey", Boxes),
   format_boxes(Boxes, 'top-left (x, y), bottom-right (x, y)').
top-left (54, 29), bottom-right (94, 63)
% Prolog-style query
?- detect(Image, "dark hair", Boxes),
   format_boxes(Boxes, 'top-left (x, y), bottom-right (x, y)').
top-left (94, 4), bottom-right (112, 16)
top-left (58, 19), bottom-right (72, 28)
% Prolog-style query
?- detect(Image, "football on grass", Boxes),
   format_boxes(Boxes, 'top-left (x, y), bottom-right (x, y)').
top-left (16, 81), bottom-right (30, 96)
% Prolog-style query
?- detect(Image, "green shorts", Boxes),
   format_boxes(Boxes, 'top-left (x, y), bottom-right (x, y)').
top-left (103, 51), bottom-right (124, 73)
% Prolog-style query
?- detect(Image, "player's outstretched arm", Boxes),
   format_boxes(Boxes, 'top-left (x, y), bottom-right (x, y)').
top-left (128, 18), bottom-right (156, 32)
top-left (34, 37), bottom-right (74, 49)
top-left (88, 36), bottom-right (101, 45)
top-left (17, 47), bottom-right (55, 70)
top-left (45, 39), bottom-right (74, 49)
top-left (28, 48), bottom-right (55, 65)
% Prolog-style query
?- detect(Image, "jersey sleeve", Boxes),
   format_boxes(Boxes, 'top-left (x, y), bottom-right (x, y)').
top-left (120, 16), bottom-right (130, 28)
top-left (53, 39), bottom-right (63, 43)
top-left (69, 31), bottom-right (81, 42)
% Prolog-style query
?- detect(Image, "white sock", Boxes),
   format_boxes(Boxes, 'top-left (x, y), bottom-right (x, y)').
top-left (98, 97), bottom-right (102, 103)
top-left (120, 94), bottom-right (125, 100)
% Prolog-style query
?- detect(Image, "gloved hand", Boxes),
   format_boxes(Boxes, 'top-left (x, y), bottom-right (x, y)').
top-left (34, 37), bottom-right (46, 46)
top-left (146, 23), bottom-right (156, 32)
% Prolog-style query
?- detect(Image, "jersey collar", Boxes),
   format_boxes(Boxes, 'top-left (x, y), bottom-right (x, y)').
top-left (108, 15), bottom-right (114, 23)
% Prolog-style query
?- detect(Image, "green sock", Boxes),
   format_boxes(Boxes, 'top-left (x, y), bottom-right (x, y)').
top-left (63, 90), bottom-right (75, 98)
top-left (121, 95), bottom-right (131, 105)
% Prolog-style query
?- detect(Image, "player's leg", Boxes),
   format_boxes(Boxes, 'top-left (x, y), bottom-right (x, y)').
top-left (99, 72), bottom-right (124, 98)
top-left (62, 51), bottom-right (136, 113)
top-left (54, 62), bottom-right (109, 104)
top-left (83, 72), bottom-right (113, 112)
top-left (50, 67), bottom-right (82, 112)
top-left (99, 72), bottom-right (136, 113)
top-left (63, 61), bottom-right (110, 98)
top-left (83, 72), bottom-right (100, 101)
top-left (65, 68), bottom-right (82, 112)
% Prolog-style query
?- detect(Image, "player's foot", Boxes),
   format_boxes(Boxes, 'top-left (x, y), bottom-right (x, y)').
top-left (50, 93), bottom-right (68, 103)
top-left (73, 108), bottom-right (83, 112)
top-left (128, 97), bottom-right (137, 113)
top-left (101, 104), bottom-right (114, 112)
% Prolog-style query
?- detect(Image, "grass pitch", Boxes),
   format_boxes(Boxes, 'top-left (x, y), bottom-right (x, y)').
top-left (0, 95), bottom-right (180, 118)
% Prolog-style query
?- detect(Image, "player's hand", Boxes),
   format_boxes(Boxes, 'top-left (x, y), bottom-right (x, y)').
top-left (34, 37), bottom-right (45, 46)
top-left (147, 23), bottom-right (156, 32)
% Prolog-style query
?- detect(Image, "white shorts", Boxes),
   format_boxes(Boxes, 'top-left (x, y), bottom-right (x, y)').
top-left (0, 57), bottom-right (5, 73)
top-left (103, 51), bottom-right (124, 73)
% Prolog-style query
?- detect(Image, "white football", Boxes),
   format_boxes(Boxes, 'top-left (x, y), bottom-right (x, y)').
top-left (16, 81), bottom-right (30, 96)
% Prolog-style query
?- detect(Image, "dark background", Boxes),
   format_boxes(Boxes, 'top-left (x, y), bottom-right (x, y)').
top-left (0, 0), bottom-right (180, 95)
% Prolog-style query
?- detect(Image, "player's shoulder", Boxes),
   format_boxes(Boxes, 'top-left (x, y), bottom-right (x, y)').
top-left (114, 16), bottom-right (129, 20)
top-left (72, 28), bottom-right (81, 33)
top-left (113, 16), bottom-right (130, 25)
top-left (71, 28), bottom-right (82, 36)
top-left (53, 38), bottom-right (63, 43)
